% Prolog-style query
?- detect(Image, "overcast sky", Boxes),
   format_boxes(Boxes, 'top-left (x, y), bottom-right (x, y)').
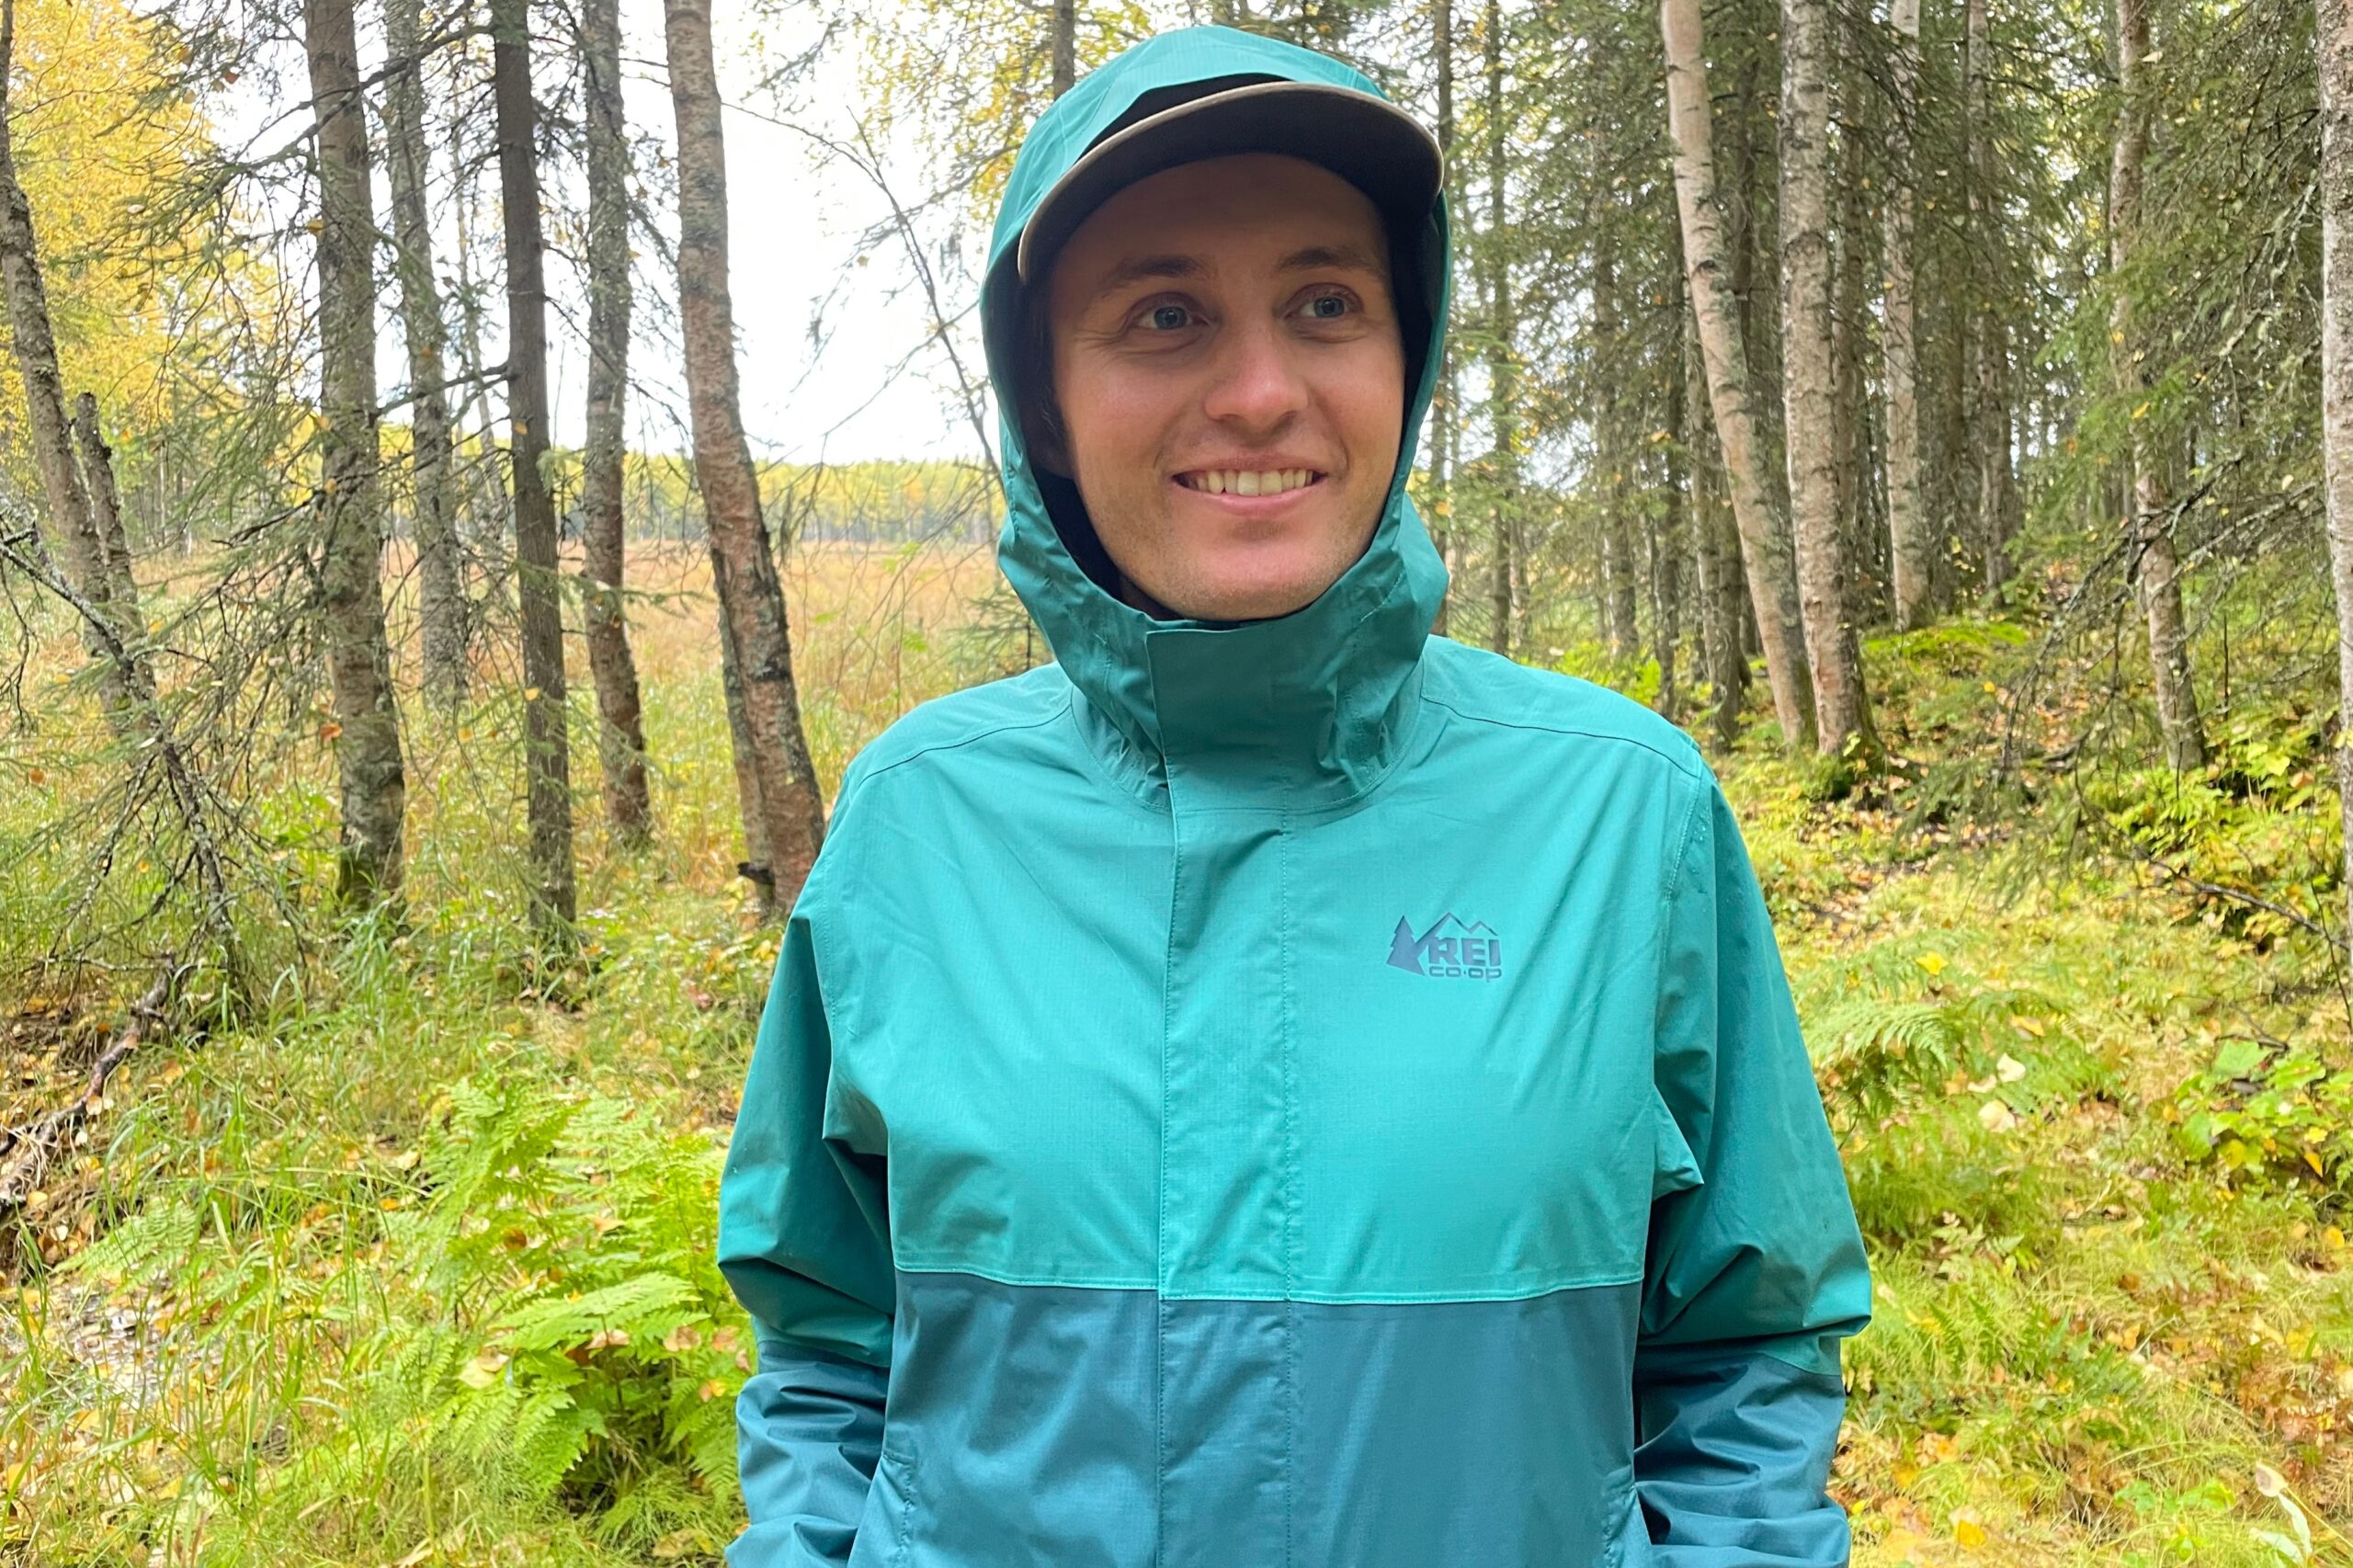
top-left (216, 0), bottom-right (989, 468)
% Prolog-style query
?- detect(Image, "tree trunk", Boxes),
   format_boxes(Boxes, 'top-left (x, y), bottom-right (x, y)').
top-left (307, 0), bottom-right (408, 906)
top-left (1655, 338), bottom-right (1686, 725)
top-left (1882, 0), bottom-right (1932, 629)
top-left (1966, 0), bottom-right (2018, 603)
top-left (1429, 0), bottom-right (1456, 639)
top-left (493, 0), bottom-right (577, 935)
top-left (1688, 306), bottom-right (1747, 750)
top-left (1483, 0), bottom-right (1518, 660)
top-left (665, 0), bottom-right (827, 912)
top-left (1978, 310), bottom-right (2021, 597)
top-left (0, 0), bottom-right (138, 699)
top-left (1831, 108), bottom-right (1871, 611)
top-left (1593, 238), bottom-right (1639, 659)
top-left (1779, 0), bottom-right (1872, 760)
top-left (385, 0), bottom-right (467, 707)
top-left (449, 115), bottom-right (512, 625)
top-left (1051, 0), bottom-right (1075, 97)
top-left (2319, 0), bottom-right (2353, 948)
top-left (580, 0), bottom-right (654, 847)
top-left (2109, 0), bottom-right (2207, 770)
top-left (1661, 0), bottom-right (1816, 749)
top-left (70, 394), bottom-right (135, 613)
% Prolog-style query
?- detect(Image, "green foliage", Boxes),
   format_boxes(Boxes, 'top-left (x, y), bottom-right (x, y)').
top-left (2171, 1037), bottom-right (2353, 1196)
top-left (408, 1074), bottom-right (744, 1509)
top-left (2080, 705), bottom-right (2342, 948)
top-left (1810, 934), bottom-right (2069, 1119)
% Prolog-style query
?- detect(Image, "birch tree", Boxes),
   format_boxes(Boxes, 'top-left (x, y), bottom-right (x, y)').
top-left (1779, 0), bottom-right (1874, 759)
top-left (1882, 0), bottom-right (1932, 628)
top-left (2110, 0), bottom-right (2208, 770)
top-left (2316, 0), bottom-right (2353, 939)
top-left (665, 0), bottom-right (827, 911)
top-left (1661, 0), bottom-right (1816, 749)
top-left (0, 0), bottom-right (140, 695)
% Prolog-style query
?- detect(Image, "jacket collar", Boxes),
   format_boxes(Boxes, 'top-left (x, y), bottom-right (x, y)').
top-left (980, 27), bottom-right (1453, 809)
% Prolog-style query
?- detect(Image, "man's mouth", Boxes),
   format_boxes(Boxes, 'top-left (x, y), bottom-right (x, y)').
top-left (1174, 469), bottom-right (1324, 497)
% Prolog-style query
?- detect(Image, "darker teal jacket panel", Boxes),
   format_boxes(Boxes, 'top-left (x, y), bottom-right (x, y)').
top-left (716, 23), bottom-right (1870, 1568)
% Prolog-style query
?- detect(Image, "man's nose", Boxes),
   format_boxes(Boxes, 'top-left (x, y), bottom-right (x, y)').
top-left (1200, 318), bottom-right (1310, 433)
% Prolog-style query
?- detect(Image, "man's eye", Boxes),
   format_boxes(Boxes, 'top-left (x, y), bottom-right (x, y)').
top-left (1146, 304), bottom-right (1193, 331)
top-left (1303, 293), bottom-right (1350, 320)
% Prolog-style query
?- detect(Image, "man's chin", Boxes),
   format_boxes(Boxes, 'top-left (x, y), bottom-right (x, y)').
top-left (1144, 564), bottom-right (1344, 624)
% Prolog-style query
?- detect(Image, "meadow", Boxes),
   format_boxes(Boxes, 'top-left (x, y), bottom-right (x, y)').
top-left (0, 540), bottom-right (2347, 1567)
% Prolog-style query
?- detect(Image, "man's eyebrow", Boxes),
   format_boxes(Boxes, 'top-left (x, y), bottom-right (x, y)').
top-left (1278, 243), bottom-right (1387, 276)
top-left (1093, 254), bottom-right (1208, 294)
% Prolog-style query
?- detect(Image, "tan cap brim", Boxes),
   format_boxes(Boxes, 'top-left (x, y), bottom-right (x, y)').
top-left (1015, 78), bottom-right (1444, 287)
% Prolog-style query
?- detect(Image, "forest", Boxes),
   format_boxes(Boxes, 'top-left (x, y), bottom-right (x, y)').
top-left (0, 0), bottom-right (2349, 1561)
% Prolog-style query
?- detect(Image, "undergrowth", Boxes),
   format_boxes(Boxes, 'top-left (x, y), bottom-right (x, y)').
top-left (0, 596), bottom-right (2347, 1567)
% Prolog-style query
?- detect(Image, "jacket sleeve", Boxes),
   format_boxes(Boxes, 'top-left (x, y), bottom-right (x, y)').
top-left (717, 852), bottom-right (898, 1568)
top-left (1634, 772), bottom-right (1873, 1567)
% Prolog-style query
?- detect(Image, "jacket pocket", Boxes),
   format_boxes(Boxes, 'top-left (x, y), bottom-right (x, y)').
top-left (1606, 1467), bottom-right (1654, 1568)
top-left (851, 1430), bottom-right (919, 1567)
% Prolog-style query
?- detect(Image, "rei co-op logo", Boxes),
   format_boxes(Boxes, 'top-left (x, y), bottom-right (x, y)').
top-left (1386, 913), bottom-right (1505, 982)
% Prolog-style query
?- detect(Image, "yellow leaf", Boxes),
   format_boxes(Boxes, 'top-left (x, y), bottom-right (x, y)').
top-left (1917, 952), bottom-right (1948, 978)
top-left (2305, 1149), bottom-right (2325, 1177)
top-left (523, 687), bottom-right (542, 702)
top-left (459, 1349), bottom-right (509, 1389)
top-left (2008, 1014), bottom-right (2046, 1038)
top-left (1953, 1511), bottom-right (1987, 1549)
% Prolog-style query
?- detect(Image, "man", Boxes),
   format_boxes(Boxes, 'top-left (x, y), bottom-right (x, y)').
top-left (718, 26), bottom-right (1870, 1568)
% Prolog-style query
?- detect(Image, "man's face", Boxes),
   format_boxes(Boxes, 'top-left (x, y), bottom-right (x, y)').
top-left (1044, 153), bottom-right (1408, 622)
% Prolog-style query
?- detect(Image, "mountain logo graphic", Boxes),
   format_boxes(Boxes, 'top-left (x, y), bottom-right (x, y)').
top-left (1386, 914), bottom-right (1504, 981)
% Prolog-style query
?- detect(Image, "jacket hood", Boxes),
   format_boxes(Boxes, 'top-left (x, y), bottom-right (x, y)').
top-left (979, 27), bottom-right (1452, 807)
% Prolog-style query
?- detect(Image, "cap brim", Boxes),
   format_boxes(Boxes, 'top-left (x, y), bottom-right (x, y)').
top-left (1015, 79), bottom-right (1444, 286)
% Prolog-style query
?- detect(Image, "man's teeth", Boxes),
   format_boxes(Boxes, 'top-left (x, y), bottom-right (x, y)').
top-left (1185, 469), bottom-right (1316, 496)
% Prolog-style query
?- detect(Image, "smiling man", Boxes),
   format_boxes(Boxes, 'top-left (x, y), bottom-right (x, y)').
top-left (1035, 152), bottom-right (1406, 621)
top-left (716, 26), bottom-right (1870, 1568)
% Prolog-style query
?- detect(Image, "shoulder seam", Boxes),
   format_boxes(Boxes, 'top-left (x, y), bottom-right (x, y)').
top-left (849, 682), bottom-right (1074, 789)
top-left (1419, 688), bottom-right (1711, 784)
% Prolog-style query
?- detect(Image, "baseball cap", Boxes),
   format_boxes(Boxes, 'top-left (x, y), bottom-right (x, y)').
top-left (1013, 74), bottom-right (1446, 288)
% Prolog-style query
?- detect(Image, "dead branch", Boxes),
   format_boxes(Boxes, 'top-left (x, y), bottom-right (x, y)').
top-left (0, 964), bottom-right (176, 1211)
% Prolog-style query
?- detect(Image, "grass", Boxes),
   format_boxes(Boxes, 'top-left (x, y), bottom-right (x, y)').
top-left (1, 546), bottom-right (2348, 1566)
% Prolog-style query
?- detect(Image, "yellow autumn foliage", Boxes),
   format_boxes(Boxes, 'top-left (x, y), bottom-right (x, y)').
top-left (853, 0), bottom-right (1159, 220)
top-left (2, 0), bottom-right (231, 449)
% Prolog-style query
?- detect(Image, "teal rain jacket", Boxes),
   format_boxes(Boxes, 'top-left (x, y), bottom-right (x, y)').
top-left (718, 26), bottom-right (1871, 1568)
